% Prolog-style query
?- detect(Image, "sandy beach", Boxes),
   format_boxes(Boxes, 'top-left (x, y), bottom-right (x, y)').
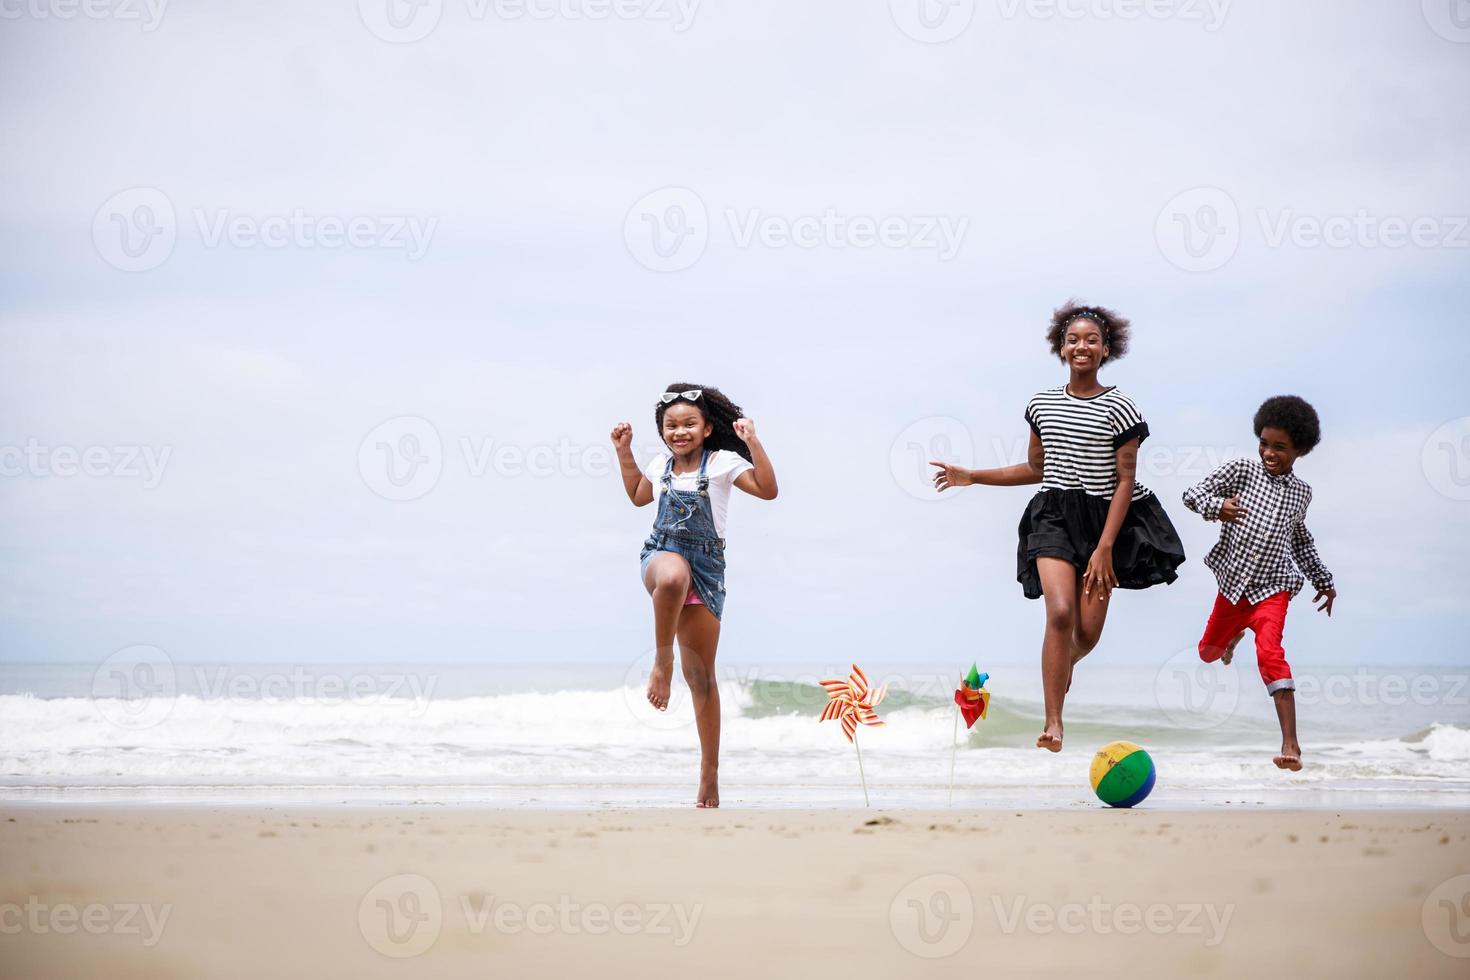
top-left (2, 806), bottom-right (1466, 978)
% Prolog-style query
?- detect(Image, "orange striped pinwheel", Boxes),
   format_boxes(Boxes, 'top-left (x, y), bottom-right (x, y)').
top-left (818, 664), bottom-right (888, 743)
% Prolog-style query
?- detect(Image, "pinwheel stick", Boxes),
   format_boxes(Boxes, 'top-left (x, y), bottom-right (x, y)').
top-left (854, 729), bottom-right (869, 807)
top-left (947, 701), bottom-right (960, 808)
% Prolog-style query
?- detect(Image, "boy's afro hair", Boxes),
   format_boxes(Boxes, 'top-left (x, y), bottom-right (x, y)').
top-left (1253, 395), bottom-right (1321, 455)
top-left (1046, 300), bottom-right (1131, 365)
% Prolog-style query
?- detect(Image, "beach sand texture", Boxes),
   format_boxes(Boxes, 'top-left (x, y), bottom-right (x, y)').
top-left (2, 806), bottom-right (1467, 978)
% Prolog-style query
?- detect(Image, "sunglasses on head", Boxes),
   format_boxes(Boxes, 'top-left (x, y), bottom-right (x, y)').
top-left (659, 389), bottom-right (703, 404)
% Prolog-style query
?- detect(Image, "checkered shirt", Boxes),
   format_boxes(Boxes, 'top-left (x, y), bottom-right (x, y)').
top-left (1181, 456), bottom-right (1335, 604)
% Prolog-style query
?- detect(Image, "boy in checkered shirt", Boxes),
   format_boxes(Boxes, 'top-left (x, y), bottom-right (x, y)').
top-left (1182, 396), bottom-right (1337, 771)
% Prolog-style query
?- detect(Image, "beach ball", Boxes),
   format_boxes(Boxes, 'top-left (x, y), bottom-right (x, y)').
top-left (1090, 740), bottom-right (1156, 808)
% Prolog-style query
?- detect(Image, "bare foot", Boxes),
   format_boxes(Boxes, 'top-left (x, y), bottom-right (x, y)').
top-left (1273, 742), bottom-right (1302, 771)
top-left (694, 770), bottom-right (719, 808)
top-left (646, 651), bottom-right (674, 711)
top-left (1222, 631), bottom-right (1245, 666)
top-left (1036, 725), bottom-right (1063, 753)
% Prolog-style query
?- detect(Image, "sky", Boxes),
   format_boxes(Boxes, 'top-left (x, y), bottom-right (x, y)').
top-left (1, 0), bottom-right (1468, 670)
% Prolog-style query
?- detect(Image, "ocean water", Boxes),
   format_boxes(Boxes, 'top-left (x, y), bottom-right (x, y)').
top-left (1, 659), bottom-right (1466, 808)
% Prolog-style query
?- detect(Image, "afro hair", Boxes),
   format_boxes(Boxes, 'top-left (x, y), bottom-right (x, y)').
top-left (653, 383), bottom-right (753, 463)
top-left (1253, 395), bottom-right (1321, 455)
top-left (1046, 300), bottom-right (1131, 365)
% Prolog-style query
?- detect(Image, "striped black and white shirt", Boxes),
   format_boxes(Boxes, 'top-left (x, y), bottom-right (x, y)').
top-left (1024, 385), bottom-right (1152, 500)
top-left (1182, 457), bottom-right (1335, 604)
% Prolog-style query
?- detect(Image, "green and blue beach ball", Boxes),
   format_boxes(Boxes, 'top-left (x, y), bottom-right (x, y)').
top-left (1090, 740), bottom-right (1156, 808)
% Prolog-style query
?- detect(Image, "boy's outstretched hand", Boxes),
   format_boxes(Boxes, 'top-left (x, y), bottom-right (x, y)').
top-left (1313, 588), bottom-right (1336, 616)
top-left (930, 460), bottom-right (972, 492)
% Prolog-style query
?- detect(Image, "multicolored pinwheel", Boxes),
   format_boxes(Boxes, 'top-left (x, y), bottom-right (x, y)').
top-left (948, 663), bottom-right (993, 807)
top-left (818, 664), bottom-right (888, 743)
top-left (954, 663), bottom-right (990, 729)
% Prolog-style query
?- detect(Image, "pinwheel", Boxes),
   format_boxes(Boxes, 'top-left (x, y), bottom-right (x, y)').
top-left (818, 664), bottom-right (888, 805)
top-left (954, 664), bottom-right (990, 729)
top-left (949, 663), bottom-right (991, 807)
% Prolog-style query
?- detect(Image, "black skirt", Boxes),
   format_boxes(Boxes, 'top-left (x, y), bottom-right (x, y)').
top-left (1016, 489), bottom-right (1186, 599)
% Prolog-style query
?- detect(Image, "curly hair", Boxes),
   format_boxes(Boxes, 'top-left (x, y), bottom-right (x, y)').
top-left (1046, 300), bottom-right (1132, 365)
top-left (653, 383), bottom-right (753, 463)
top-left (1253, 395), bottom-right (1321, 454)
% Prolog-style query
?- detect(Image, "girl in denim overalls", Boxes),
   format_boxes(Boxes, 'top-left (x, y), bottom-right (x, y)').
top-left (611, 383), bottom-right (779, 808)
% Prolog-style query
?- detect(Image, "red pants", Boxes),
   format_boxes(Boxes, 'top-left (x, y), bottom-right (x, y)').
top-left (1198, 591), bottom-right (1294, 694)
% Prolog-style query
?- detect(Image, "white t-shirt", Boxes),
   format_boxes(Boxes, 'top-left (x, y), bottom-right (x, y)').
top-left (642, 449), bottom-right (753, 538)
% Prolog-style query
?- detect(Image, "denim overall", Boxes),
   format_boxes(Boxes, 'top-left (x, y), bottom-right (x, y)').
top-left (639, 450), bottom-right (727, 620)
